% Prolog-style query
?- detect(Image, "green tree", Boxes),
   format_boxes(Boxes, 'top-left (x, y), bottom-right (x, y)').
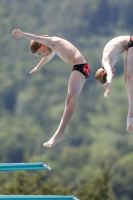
top-left (75, 167), bottom-right (116, 200)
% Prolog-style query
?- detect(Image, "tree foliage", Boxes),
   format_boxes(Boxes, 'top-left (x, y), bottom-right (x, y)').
top-left (0, 0), bottom-right (133, 199)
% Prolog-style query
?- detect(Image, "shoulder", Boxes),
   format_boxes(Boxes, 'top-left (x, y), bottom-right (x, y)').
top-left (49, 36), bottom-right (62, 41)
top-left (50, 36), bottom-right (70, 44)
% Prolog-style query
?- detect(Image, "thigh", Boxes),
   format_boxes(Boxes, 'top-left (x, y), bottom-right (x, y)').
top-left (124, 51), bottom-right (128, 82)
top-left (68, 71), bottom-right (86, 99)
top-left (125, 48), bottom-right (133, 98)
top-left (126, 48), bottom-right (133, 76)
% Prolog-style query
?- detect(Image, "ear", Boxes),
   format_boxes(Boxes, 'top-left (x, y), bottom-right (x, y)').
top-left (103, 69), bottom-right (107, 75)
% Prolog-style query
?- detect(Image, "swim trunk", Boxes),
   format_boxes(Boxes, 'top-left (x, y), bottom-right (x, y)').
top-left (127, 36), bottom-right (133, 49)
top-left (72, 63), bottom-right (91, 79)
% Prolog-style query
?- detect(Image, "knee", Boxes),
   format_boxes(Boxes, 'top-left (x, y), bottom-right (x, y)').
top-left (125, 73), bottom-right (128, 83)
top-left (126, 74), bottom-right (133, 84)
top-left (128, 113), bottom-right (133, 118)
top-left (65, 94), bottom-right (76, 106)
top-left (124, 76), bottom-right (127, 83)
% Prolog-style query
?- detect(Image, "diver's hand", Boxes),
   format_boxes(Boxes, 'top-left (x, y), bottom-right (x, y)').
top-left (12, 29), bottom-right (24, 38)
top-left (103, 82), bottom-right (111, 99)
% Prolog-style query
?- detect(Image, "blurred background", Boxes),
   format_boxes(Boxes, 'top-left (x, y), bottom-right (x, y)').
top-left (0, 0), bottom-right (133, 199)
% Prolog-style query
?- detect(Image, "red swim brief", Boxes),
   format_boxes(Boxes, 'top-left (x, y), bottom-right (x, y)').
top-left (127, 36), bottom-right (133, 49)
top-left (72, 63), bottom-right (91, 79)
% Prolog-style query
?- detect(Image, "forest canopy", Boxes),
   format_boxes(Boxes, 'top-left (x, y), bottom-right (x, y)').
top-left (0, 0), bottom-right (133, 199)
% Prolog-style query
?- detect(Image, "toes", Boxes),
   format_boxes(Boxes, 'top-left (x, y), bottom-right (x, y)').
top-left (43, 143), bottom-right (49, 147)
top-left (43, 142), bottom-right (53, 147)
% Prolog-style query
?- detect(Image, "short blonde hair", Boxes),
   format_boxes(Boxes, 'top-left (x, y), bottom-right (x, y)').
top-left (30, 35), bottom-right (49, 54)
top-left (95, 67), bottom-right (107, 84)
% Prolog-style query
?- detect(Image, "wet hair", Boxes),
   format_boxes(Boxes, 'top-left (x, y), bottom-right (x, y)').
top-left (95, 67), bottom-right (107, 84)
top-left (30, 35), bottom-right (49, 54)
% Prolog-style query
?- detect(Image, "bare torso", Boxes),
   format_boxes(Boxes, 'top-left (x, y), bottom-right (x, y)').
top-left (102, 36), bottom-right (130, 68)
top-left (40, 36), bottom-right (87, 66)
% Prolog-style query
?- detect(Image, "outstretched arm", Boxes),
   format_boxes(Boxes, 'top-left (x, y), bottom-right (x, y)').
top-left (30, 52), bottom-right (55, 73)
top-left (12, 29), bottom-right (53, 47)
